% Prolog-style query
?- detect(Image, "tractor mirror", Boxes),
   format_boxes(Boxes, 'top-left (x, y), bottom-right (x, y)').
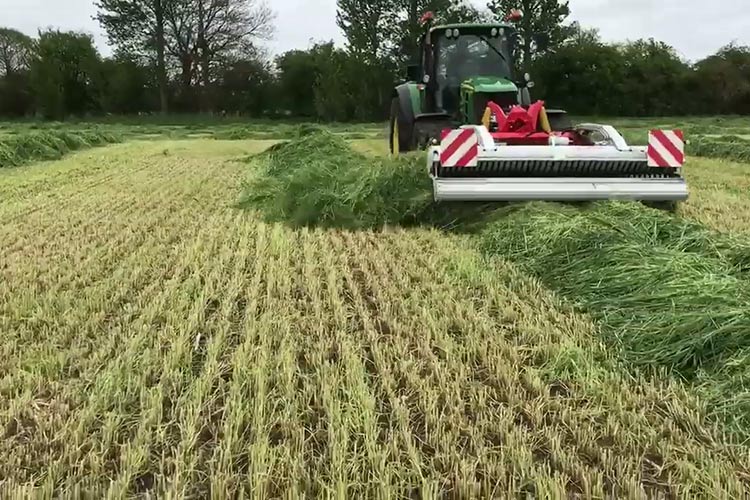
top-left (406, 64), bottom-right (420, 82)
top-left (533, 33), bottom-right (550, 51)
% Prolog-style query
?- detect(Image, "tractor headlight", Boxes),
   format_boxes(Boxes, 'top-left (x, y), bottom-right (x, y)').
top-left (445, 29), bottom-right (452, 38)
top-left (491, 28), bottom-right (498, 36)
top-left (453, 29), bottom-right (460, 37)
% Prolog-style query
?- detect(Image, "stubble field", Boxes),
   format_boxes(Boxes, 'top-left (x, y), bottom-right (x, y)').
top-left (1, 119), bottom-right (750, 497)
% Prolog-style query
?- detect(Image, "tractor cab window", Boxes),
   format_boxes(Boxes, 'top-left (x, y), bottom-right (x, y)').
top-left (435, 31), bottom-right (513, 112)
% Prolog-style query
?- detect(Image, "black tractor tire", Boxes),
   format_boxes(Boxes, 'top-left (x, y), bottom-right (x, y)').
top-left (389, 98), bottom-right (415, 155)
top-left (644, 200), bottom-right (679, 213)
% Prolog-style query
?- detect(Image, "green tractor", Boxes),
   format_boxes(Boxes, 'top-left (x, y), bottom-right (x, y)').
top-left (389, 11), bottom-right (688, 204)
top-left (389, 13), bottom-right (568, 154)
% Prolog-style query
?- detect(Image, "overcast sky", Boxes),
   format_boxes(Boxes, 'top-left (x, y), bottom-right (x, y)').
top-left (2, 0), bottom-right (747, 62)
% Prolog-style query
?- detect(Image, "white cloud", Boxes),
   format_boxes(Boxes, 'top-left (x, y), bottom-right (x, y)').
top-left (1, 0), bottom-right (746, 61)
top-left (2, 0), bottom-right (111, 55)
top-left (566, 0), bottom-right (748, 61)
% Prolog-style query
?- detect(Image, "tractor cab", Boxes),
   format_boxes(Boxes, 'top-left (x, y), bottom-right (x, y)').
top-left (419, 24), bottom-right (521, 122)
top-left (390, 15), bottom-right (543, 153)
top-left (389, 10), bottom-right (569, 154)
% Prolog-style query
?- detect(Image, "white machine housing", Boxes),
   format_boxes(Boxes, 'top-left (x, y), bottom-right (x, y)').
top-left (428, 124), bottom-right (689, 202)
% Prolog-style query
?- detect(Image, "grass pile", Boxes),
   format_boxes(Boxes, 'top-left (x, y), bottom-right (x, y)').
top-left (480, 201), bottom-right (750, 370)
top-left (0, 129), bottom-right (121, 168)
top-left (585, 120), bottom-right (750, 164)
top-left (689, 135), bottom-right (750, 164)
top-left (215, 122), bottom-right (378, 141)
top-left (213, 125), bottom-right (285, 140)
top-left (479, 201), bottom-right (750, 432)
top-left (240, 128), bottom-right (432, 228)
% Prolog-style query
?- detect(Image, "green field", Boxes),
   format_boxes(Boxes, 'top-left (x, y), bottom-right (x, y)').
top-left (1, 118), bottom-right (750, 496)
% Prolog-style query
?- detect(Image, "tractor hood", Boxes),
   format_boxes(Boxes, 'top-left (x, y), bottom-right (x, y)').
top-left (462, 76), bottom-right (518, 94)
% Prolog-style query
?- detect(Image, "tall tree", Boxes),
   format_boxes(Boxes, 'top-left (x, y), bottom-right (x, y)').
top-left (531, 25), bottom-right (627, 115)
top-left (30, 30), bottom-right (102, 119)
top-left (336, 0), bottom-right (400, 116)
top-left (99, 56), bottom-right (153, 113)
top-left (163, 0), bottom-right (197, 95)
top-left (336, 0), bottom-right (395, 61)
top-left (164, 0), bottom-right (274, 111)
top-left (0, 28), bottom-right (35, 116)
top-left (487, 0), bottom-right (573, 72)
top-left (694, 44), bottom-right (750, 114)
top-left (0, 28), bottom-right (35, 76)
top-left (216, 56), bottom-right (274, 115)
top-left (95, 0), bottom-right (170, 113)
top-left (337, 0), bottom-right (481, 64)
top-left (275, 48), bottom-right (320, 117)
top-left (195, 0), bottom-right (274, 110)
top-left (618, 39), bottom-right (691, 116)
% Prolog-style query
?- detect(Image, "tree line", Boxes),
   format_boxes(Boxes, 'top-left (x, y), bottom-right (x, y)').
top-left (0, 0), bottom-right (748, 120)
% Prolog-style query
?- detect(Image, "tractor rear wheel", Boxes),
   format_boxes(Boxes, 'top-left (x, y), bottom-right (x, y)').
top-left (389, 98), bottom-right (415, 155)
top-left (545, 109), bottom-right (573, 131)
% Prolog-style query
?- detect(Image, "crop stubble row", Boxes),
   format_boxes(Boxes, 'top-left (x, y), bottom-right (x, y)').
top-left (0, 141), bottom-right (748, 497)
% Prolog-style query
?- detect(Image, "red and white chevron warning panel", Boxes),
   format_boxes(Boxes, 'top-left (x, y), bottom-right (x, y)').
top-left (440, 128), bottom-right (479, 167)
top-left (648, 130), bottom-right (685, 167)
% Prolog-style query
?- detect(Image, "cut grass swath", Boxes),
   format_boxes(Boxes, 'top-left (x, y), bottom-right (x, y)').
top-left (480, 201), bottom-right (750, 372)
top-left (238, 127), bottom-right (506, 231)
top-left (605, 127), bottom-right (750, 163)
top-left (0, 130), bottom-right (121, 168)
top-left (240, 129), bottom-right (432, 228)
top-left (688, 135), bottom-right (750, 164)
top-left (479, 201), bottom-right (750, 434)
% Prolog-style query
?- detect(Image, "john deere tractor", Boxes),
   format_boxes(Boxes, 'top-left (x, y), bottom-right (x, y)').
top-left (390, 14), bottom-right (569, 153)
top-left (389, 12), bottom-right (688, 203)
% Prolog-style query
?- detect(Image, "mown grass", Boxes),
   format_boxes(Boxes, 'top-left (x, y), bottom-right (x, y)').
top-left (618, 130), bottom-right (750, 164)
top-left (0, 130), bottom-right (121, 168)
top-left (2, 139), bottom-right (750, 496)
top-left (0, 118), bottom-right (385, 144)
top-left (2, 119), bottom-right (750, 494)
top-left (241, 128), bottom-right (750, 440)
top-left (213, 122), bottom-right (381, 141)
top-left (590, 115), bottom-right (750, 136)
top-left (2, 114), bottom-right (748, 163)
top-left (351, 115), bottom-right (750, 164)
top-left (241, 128), bottom-right (502, 232)
top-left (240, 129), bottom-right (432, 228)
top-left (478, 202), bottom-right (750, 437)
top-left (479, 202), bottom-right (750, 366)
top-left (689, 135), bottom-right (750, 163)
